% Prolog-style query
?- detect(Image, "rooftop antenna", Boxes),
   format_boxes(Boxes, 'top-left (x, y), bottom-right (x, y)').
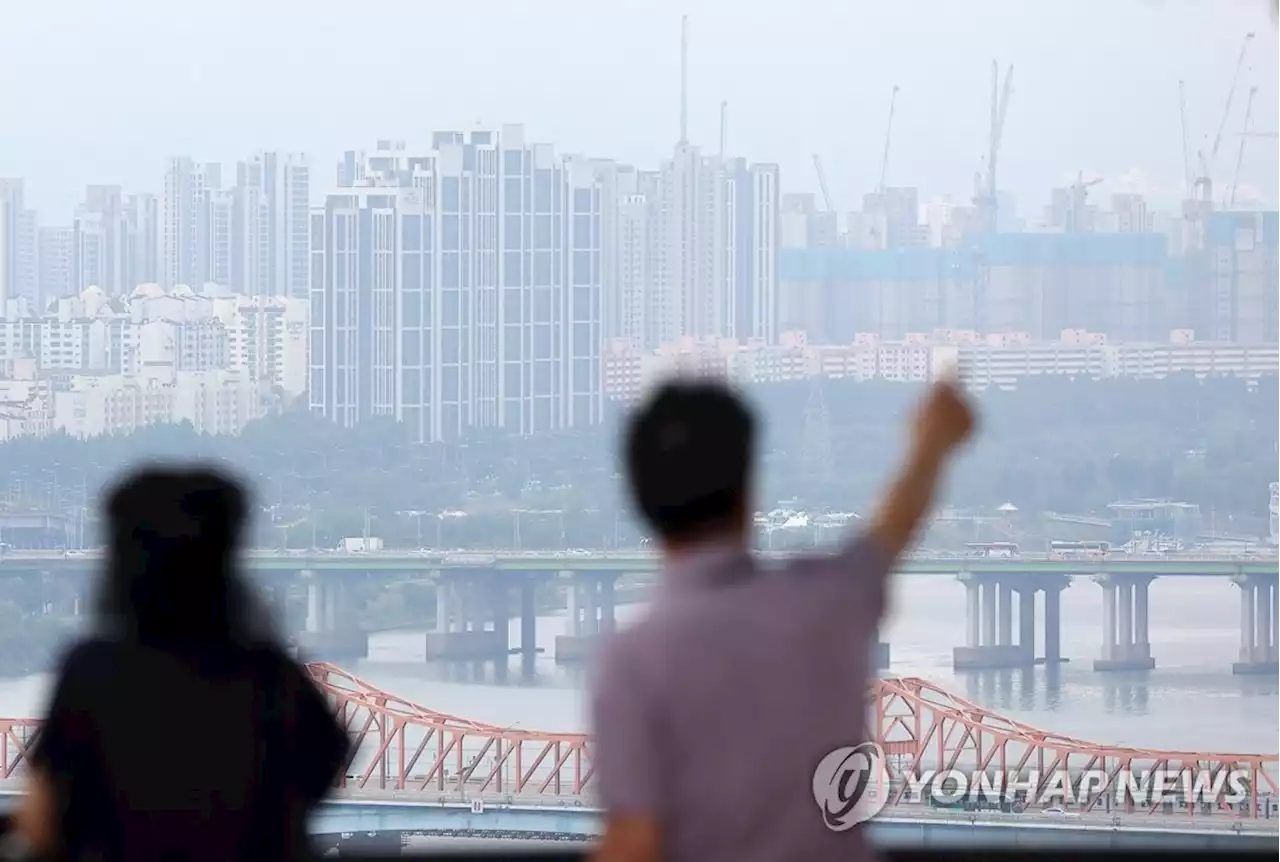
top-left (719, 100), bottom-right (728, 158)
top-left (679, 15), bottom-right (689, 146)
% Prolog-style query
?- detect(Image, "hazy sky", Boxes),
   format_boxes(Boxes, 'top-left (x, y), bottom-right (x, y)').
top-left (2, 0), bottom-right (1276, 218)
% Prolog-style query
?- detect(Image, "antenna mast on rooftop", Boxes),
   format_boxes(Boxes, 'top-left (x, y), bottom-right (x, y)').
top-left (679, 15), bottom-right (689, 146)
top-left (719, 100), bottom-right (728, 159)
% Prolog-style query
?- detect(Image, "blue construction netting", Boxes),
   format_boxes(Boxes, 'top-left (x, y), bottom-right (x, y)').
top-left (781, 232), bottom-right (1173, 282)
top-left (1206, 211), bottom-right (1280, 246)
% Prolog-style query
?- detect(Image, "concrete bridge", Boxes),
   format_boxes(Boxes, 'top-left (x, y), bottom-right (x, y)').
top-left (1, 549), bottom-right (1275, 676)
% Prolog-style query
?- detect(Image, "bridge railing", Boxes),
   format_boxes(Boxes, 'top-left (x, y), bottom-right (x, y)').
top-left (309, 664), bottom-right (594, 797)
top-left (296, 665), bottom-right (1280, 820)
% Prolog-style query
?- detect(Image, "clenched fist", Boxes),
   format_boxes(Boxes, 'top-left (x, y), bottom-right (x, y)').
top-left (911, 377), bottom-right (976, 458)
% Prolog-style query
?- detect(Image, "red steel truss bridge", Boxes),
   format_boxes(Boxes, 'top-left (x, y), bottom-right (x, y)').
top-left (1, 663), bottom-right (1275, 819)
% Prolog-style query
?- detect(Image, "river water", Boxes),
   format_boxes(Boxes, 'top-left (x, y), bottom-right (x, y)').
top-left (1, 576), bottom-right (1275, 754)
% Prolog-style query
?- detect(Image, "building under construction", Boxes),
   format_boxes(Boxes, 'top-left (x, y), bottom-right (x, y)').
top-left (783, 38), bottom-right (1277, 347)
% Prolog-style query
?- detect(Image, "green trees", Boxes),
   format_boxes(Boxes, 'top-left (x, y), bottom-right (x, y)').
top-left (0, 374), bottom-right (1273, 549)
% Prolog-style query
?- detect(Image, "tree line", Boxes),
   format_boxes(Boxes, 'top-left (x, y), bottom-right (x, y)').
top-left (0, 373), bottom-right (1273, 550)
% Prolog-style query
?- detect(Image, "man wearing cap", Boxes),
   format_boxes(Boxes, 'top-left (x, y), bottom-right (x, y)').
top-left (591, 376), bottom-right (976, 862)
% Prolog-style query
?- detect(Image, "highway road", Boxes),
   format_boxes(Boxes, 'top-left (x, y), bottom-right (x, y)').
top-left (0, 549), bottom-right (1274, 581)
top-left (1, 548), bottom-right (1274, 568)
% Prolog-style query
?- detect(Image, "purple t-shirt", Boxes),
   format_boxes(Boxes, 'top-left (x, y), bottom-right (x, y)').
top-left (590, 535), bottom-right (891, 862)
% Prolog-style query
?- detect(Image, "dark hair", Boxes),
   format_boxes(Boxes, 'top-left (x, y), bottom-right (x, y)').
top-left (98, 466), bottom-right (264, 650)
top-left (624, 380), bottom-right (756, 543)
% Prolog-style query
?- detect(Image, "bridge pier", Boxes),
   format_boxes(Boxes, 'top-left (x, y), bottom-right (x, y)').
top-left (1232, 574), bottom-right (1279, 675)
top-left (1092, 575), bottom-right (1156, 671)
top-left (555, 571), bottom-right (618, 662)
top-left (424, 572), bottom-right (507, 660)
top-left (297, 570), bottom-right (367, 662)
top-left (517, 578), bottom-right (539, 679)
top-left (953, 574), bottom-right (1067, 669)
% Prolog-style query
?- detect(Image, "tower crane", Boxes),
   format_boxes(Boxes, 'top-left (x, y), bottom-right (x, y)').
top-left (1178, 80), bottom-right (1193, 201)
top-left (974, 61), bottom-right (1014, 234)
top-left (1069, 171), bottom-right (1104, 233)
top-left (1208, 32), bottom-right (1255, 173)
top-left (1229, 86), bottom-right (1259, 209)
top-left (878, 85), bottom-right (900, 196)
top-left (812, 154), bottom-right (835, 213)
top-left (1192, 31), bottom-right (1255, 200)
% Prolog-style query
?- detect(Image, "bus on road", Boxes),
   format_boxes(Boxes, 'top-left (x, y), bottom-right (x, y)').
top-left (965, 542), bottom-right (1020, 559)
top-left (1049, 540), bottom-right (1111, 560)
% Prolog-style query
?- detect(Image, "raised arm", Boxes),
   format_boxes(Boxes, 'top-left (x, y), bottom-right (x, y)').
top-left (868, 376), bottom-right (975, 562)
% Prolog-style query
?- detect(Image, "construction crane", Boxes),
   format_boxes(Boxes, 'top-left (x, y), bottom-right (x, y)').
top-left (1178, 80), bottom-right (1193, 201)
top-left (878, 85), bottom-right (900, 196)
top-left (974, 61), bottom-right (1014, 234)
top-left (1207, 32), bottom-right (1256, 174)
top-left (1191, 31), bottom-right (1256, 200)
top-left (1229, 86), bottom-right (1259, 209)
top-left (1069, 171), bottom-right (1104, 233)
top-left (812, 154), bottom-right (835, 213)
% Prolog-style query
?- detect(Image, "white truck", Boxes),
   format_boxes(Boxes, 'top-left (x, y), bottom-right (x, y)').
top-left (339, 537), bottom-right (384, 553)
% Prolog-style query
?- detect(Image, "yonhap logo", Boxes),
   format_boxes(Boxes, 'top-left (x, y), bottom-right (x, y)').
top-left (812, 742), bottom-right (890, 831)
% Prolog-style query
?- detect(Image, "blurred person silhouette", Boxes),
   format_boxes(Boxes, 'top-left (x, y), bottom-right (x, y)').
top-left (11, 467), bottom-right (349, 862)
top-left (592, 375), bottom-right (975, 862)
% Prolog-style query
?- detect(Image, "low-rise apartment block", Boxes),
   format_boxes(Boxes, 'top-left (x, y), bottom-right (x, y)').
top-left (604, 329), bottom-right (1277, 402)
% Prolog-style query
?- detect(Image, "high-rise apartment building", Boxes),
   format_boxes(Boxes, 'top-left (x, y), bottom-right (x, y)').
top-left (233, 153), bottom-right (310, 298)
top-left (1196, 211), bottom-right (1279, 343)
top-left (38, 226), bottom-right (74, 302)
top-left (125, 193), bottom-right (160, 287)
top-left (72, 185), bottom-right (130, 294)
top-left (632, 144), bottom-right (780, 349)
top-left (71, 187), bottom-right (161, 296)
top-left (605, 167), bottom-right (654, 348)
top-left (164, 155), bottom-right (307, 297)
top-left (310, 126), bottom-right (603, 442)
top-left (0, 179), bottom-right (38, 317)
top-left (727, 158), bottom-right (780, 342)
top-left (162, 158), bottom-right (224, 289)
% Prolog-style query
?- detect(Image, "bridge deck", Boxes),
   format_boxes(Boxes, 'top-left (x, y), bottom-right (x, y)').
top-left (0, 549), bottom-right (1275, 577)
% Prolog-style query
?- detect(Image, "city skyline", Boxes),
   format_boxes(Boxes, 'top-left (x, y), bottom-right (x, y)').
top-left (1, 1), bottom-right (1276, 215)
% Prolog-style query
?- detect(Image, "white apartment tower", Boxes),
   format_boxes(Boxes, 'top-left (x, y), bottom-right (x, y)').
top-left (73, 191), bottom-right (160, 295)
top-left (612, 171), bottom-right (654, 348)
top-left (0, 179), bottom-right (23, 315)
top-left (726, 158), bottom-right (780, 342)
top-left (630, 16), bottom-right (780, 347)
top-left (162, 158), bottom-right (221, 289)
top-left (310, 127), bottom-right (603, 442)
top-left (125, 193), bottom-right (160, 287)
top-left (234, 153), bottom-right (310, 298)
top-left (72, 185), bottom-right (131, 294)
top-left (38, 226), bottom-right (75, 301)
top-left (637, 147), bottom-right (780, 348)
top-left (0, 179), bottom-right (38, 316)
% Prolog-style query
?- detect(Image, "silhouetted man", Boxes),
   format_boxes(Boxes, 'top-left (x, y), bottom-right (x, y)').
top-left (592, 376), bottom-right (975, 862)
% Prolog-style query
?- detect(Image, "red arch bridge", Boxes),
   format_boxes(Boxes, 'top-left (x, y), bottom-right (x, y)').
top-left (1, 664), bottom-right (1275, 820)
